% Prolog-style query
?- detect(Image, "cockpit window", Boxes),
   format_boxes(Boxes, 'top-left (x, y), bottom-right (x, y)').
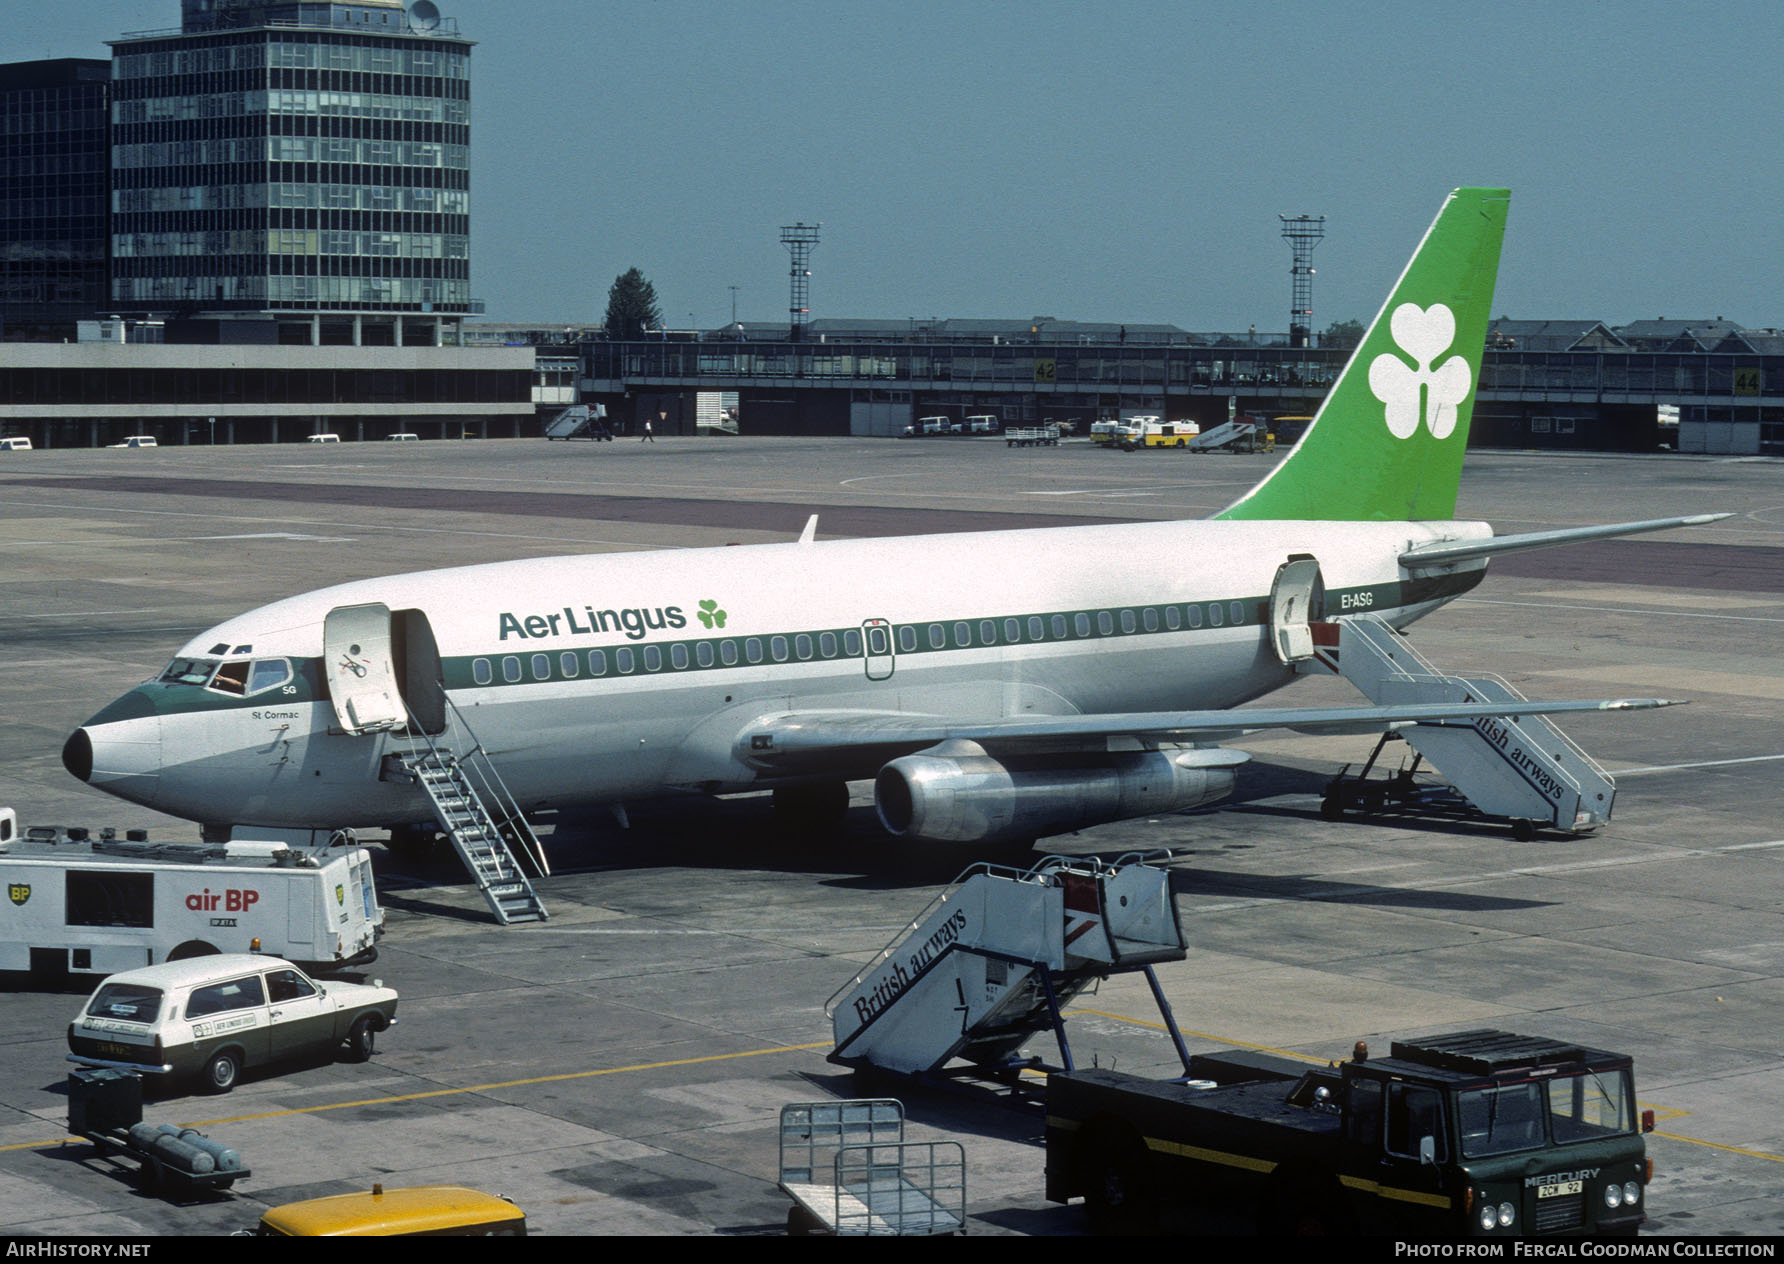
top-left (247, 659), bottom-right (292, 695)
top-left (160, 657), bottom-right (220, 685)
top-left (160, 656), bottom-right (293, 697)
top-left (210, 661), bottom-right (250, 695)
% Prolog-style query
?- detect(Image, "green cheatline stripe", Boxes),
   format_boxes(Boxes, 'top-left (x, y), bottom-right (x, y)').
top-left (139, 571), bottom-right (1482, 711)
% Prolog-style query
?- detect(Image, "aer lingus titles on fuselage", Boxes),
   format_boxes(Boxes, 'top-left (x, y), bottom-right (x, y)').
top-left (63, 188), bottom-right (1723, 847)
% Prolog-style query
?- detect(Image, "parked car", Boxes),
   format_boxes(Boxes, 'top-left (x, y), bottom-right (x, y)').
top-left (307, 433), bottom-right (341, 444)
top-left (387, 433), bottom-right (419, 442)
top-left (67, 954), bottom-right (398, 1094)
top-left (109, 435), bottom-right (158, 448)
top-left (0, 437), bottom-right (31, 451)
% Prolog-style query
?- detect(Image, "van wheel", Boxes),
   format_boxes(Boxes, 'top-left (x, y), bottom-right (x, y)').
top-left (202, 1049), bottom-right (240, 1094)
top-left (346, 1015), bottom-right (379, 1062)
top-left (167, 940), bottom-right (219, 962)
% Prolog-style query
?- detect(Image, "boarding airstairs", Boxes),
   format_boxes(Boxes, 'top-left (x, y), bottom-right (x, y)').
top-left (827, 856), bottom-right (1188, 1082)
top-left (396, 702), bottom-right (550, 925)
top-left (1306, 614), bottom-right (1616, 836)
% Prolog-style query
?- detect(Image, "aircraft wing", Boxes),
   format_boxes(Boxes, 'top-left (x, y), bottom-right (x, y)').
top-left (738, 696), bottom-right (1680, 770)
top-left (1400, 513), bottom-right (1731, 568)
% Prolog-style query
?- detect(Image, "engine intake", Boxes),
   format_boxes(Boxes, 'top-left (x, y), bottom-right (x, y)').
top-left (874, 739), bottom-right (1246, 843)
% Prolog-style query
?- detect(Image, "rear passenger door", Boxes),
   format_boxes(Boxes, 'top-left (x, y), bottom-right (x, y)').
top-left (186, 972), bottom-right (271, 1067)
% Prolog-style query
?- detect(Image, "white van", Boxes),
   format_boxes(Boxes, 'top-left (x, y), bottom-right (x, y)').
top-left (67, 954), bottom-right (399, 1093)
top-left (0, 816), bottom-right (383, 976)
top-left (110, 435), bottom-right (158, 448)
top-left (965, 414), bottom-right (1000, 434)
top-left (387, 433), bottom-right (419, 442)
top-left (0, 436), bottom-right (32, 451)
top-left (307, 433), bottom-right (341, 444)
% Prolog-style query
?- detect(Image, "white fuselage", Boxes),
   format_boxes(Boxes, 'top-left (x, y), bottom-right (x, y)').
top-left (69, 516), bottom-right (1489, 829)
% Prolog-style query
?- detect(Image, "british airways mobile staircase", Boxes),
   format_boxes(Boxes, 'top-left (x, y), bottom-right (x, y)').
top-left (827, 856), bottom-right (1190, 1083)
top-left (1307, 614), bottom-right (1617, 837)
top-left (396, 701), bottom-right (550, 925)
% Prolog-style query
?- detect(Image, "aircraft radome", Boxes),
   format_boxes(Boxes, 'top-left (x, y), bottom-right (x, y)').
top-left (63, 188), bottom-right (1723, 859)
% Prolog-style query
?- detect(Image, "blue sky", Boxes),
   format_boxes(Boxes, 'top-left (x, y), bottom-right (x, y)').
top-left (36, 1), bottom-right (1784, 330)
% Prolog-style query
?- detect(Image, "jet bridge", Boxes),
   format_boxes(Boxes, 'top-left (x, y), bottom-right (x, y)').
top-left (1306, 613), bottom-right (1617, 837)
top-left (827, 856), bottom-right (1189, 1084)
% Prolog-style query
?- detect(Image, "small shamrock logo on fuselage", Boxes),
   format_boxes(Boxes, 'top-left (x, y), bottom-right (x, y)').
top-left (1366, 302), bottom-right (1472, 440)
top-left (696, 599), bottom-right (726, 629)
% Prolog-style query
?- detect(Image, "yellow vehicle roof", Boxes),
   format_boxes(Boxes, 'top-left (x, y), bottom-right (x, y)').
top-left (258, 1185), bottom-right (525, 1236)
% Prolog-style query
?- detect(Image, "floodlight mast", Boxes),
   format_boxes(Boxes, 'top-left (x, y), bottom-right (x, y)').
top-left (1280, 213), bottom-right (1325, 349)
top-left (781, 222), bottom-right (820, 342)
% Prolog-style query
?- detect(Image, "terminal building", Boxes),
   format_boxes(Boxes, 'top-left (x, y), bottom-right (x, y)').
top-left (0, 0), bottom-right (532, 447)
top-left (1, 1), bottom-right (1778, 454)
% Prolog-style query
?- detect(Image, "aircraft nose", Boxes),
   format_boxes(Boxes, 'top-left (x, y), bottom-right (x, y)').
top-left (62, 728), bottom-right (93, 782)
top-left (66, 690), bottom-right (162, 806)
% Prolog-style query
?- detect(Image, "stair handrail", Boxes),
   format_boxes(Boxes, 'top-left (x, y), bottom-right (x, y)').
top-left (1340, 616), bottom-right (1608, 790)
top-left (822, 853), bottom-right (1166, 1021)
top-left (823, 858), bottom-right (1051, 1020)
top-left (401, 694), bottom-right (550, 877)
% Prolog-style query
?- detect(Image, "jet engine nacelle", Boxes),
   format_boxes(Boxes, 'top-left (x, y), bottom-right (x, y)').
top-left (874, 739), bottom-right (1247, 843)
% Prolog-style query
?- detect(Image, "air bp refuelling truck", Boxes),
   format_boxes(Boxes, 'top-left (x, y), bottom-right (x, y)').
top-left (1, 807), bottom-right (382, 977)
top-left (1046, 1029), bottom-right (1651, 1236)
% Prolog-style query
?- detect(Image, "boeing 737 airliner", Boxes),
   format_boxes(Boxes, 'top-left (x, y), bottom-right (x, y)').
top-left (63, 189), bottom-right (1720, 851)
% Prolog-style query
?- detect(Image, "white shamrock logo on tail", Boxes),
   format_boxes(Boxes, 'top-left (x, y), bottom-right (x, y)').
top-left (1367, 303), bottom-right (1471, 439)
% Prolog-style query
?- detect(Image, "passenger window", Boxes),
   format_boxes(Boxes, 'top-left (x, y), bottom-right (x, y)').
top-left (1073, 613), bottom-right (1091, 637)
top-left (587, 649), bottom-right (607, 676)
top-left (560, 652), bottom-right (579, 678)
top-left (980, 620), bottom-right (997, 644)
top-left (614, 648), bottom-right (634, 674)
top-left (1028, 616), bottom-right (1045, 640)
top-left (670, 644), bottom-right (689, 669)
top-left (819, 631), bottom-right (838, 658)
top-left (1051, 615), bottom-right (1068, 639)
top-left (1005, 618), bottom-right (1022, 642)
top-left (642, 645), bottom-right (662, 671)
top-left (843, 629), bottom-right (862, 656)
top-left (501, 656), bottom-right (521, 683)
top-left (472, 658), bottom-right (492, 685)
top-left (953, 621), bottom-right (971, 647)
top-left (794, 634), bottom-right (813, 660)
top-left (1097, 611), bottom-right (1115, 636)
top-left (1142, 608), bottom-right (1159, 632)
top-left (1186, 605), bottom-right (1203, 628)
top-left (1209, 604), bottom-right (1224, 627)
top-left (745, 638), bottom-right (763, 664)
top-left (1164, 607), bottom-right (1181, 630)
top-left (927, 624), bottom-right (946, 650)
top-left (770, 636), bottom-right (789, 662)
top-left (696, 642), bottom-right (715, 667)
top-left (187, 974), bottom-right (266, 1018)
top-left (719, 641), bottom-right (738, 666)
top-left (530, 654), bottom-right (550, 680)
top-left (897, 625), bottom-right (917, 653)
top-left (1230, 601), bottom-right (1246, 625)
top-left (1120, 610), bottom-right (1137, 634)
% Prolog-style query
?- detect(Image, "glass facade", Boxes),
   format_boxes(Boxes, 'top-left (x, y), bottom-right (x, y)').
top-left (0, 60), bottom-right (112, 339)
top-left (108, 1), bottom-right (471, 320)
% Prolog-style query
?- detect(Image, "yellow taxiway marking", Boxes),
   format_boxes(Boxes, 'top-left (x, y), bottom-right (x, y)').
top-left (10, 1041), bottom-right (831, 1152)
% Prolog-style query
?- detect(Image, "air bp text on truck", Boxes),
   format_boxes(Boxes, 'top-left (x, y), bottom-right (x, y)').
top-left (1, 806), bottom-right (381, 977)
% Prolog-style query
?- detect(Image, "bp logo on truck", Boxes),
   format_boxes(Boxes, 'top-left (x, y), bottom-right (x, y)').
top-left (8, 883), bottom-right (28, 907)
top-left (334, 883), bottom-right (344, 907)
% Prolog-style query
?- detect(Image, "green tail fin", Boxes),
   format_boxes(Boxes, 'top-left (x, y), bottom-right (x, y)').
top-left (1217, 187), bottom-right (1510, 522)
